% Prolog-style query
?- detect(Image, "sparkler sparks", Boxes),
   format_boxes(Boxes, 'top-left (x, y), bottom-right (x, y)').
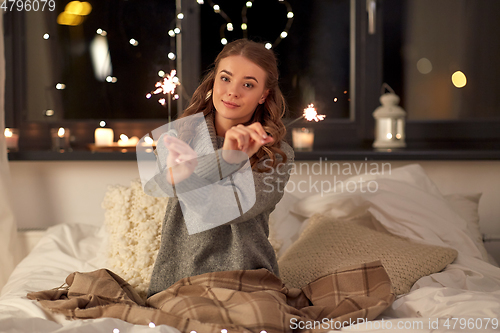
top-left (146, 69), bottom-right (180, 102)
top-left (146, 69), bottom-right (180, 123)
top-left (302, 104), bottom-right (325, 122)
top-left (286, 103), bottom-right (326, 127)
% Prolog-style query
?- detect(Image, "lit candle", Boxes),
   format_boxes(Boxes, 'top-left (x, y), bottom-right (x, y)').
top-left (4, 128), bottom-right (19, 151)
top-left (51, 127), bottom-right (71, 152)
top-left (292, 127), bottom-right (314, 151)
top-left (117, 134), bottom-right (129, 146)
top-left (94, 128), bottom-right (114, 146)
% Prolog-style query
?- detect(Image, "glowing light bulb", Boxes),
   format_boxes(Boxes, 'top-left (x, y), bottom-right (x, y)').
top-left (43, 33), bottom-right (50, 39)
top-left (241, 23), bottom-right (248, 30)
top-left (57, 127), bottom-right (65, 137)
top-left (197, 0), bottom-right (203, 3)
top-left (280, 31), bottom-right (288, 38)
top-left (100, 121), bottom-right (106, 127)
top-left (177, 13), bottom-right (184, 19)
top-left (168, 52), bottom-right (176, 60)
top-left (452, 71), bottom-right (467, 88)
top-left (265, 43), bottom-right (272, 49)
top-left (56, 83), bottom-right (66, 90)
top-left (168, 30), bottom-right (175, 37)
top-left (129, 38), bottom-right (138, 46)
top-left (221, 38), bottom-right (228, 45)
top-left (287, 12), bottom-right (294, 18)
top-left (149, 322), bottom-right (156, 328)
top-left (386, 133), bottom-right (393, 139)
top-left (227, 23), bottom-right (233, 31)
top-left (246, 1), bottom-right (252, 7)
top-left (213, 4), bottom-right (220, 13)
top-left (158, 70), bottom-right (165, 77)
top-left (174, 28), bottom-right (181, 34)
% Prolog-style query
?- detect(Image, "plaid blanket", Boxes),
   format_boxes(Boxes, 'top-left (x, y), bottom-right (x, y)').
top-left (27, 260), bottom-right (394, 333)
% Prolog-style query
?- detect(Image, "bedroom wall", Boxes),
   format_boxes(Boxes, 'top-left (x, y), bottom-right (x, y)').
top-left (9, 160), bottom-right (500, 261)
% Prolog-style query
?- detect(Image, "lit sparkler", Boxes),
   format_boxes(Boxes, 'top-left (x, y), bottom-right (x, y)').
top-left (146, 69), bottom-right (180, 123)
top-left (287, 103), bottom-right (326, 127)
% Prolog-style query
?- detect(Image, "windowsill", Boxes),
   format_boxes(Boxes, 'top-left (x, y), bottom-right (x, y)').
top-left (7, 146), bottom-right (500, 161)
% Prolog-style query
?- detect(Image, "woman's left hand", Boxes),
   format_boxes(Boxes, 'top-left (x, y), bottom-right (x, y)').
top-left (222, 122), bottom-right (274, 160)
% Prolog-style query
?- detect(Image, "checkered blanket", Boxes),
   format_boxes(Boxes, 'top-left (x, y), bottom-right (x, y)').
top-left (27, 260), bottom-right (394, 333)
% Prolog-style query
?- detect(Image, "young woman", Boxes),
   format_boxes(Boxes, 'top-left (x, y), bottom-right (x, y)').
top-left (147, 39), bottom-right (294, 297)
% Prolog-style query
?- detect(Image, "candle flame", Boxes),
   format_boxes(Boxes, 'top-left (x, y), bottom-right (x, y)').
top-left (4, 128), bottom-right (12, 137)
top-left (119, 134), bottom-right (129, 142)
top-left (58, 127), bottom-right (65, 137)
top-left (303, 104), bottom-right (325, 122)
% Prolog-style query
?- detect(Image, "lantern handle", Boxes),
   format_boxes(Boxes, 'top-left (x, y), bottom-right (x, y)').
top-left (381, 83), bottom-right (395, 95)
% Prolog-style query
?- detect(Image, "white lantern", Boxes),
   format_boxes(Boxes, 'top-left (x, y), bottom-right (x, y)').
top-left (372, 90), bottom-right (406, 149)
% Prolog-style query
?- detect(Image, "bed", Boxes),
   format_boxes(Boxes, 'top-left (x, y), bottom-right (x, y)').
top-left (1, 163), bottom-right (499, 332)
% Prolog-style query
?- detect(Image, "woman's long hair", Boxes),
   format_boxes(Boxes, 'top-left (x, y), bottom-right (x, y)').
top-left (178, 39), bottom-right (288, 172)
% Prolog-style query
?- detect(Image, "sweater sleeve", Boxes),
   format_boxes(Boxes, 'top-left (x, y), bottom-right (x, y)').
top-left (143, 139), bottom-right (249, 198)
top-left (178, 141), bottom-right (294, 226)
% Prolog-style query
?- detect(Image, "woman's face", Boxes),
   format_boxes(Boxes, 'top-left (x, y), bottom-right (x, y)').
top-left (212, 55), bottom-right (269, 128)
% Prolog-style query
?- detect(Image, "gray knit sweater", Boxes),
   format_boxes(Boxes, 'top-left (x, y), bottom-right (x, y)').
top-left (146, 112), bottom-right (294, 297)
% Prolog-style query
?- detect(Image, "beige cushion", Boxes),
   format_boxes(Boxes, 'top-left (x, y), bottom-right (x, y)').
top-left (278, 214), bottom-right (458, 295)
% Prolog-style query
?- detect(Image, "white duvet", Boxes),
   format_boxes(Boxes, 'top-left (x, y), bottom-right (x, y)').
top-left (1, 164), bottom-right (499, 333)
top-left (0, 224), bottom-right (180, 333)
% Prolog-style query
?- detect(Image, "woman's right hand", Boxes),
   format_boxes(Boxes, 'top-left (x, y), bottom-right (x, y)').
top-left (163, 135), bottom-right (198, 185)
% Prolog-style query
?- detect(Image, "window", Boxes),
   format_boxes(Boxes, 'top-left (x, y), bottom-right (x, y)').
top-left (4, 0), bottom-right (500, 155)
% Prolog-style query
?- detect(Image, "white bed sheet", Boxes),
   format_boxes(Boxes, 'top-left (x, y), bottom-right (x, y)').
top-left (2, 224), bottom-right (498, 333)
top-left (0, 223), bottom-right (180, 333)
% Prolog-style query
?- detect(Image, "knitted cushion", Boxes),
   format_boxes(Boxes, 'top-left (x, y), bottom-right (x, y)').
top-left (102, 179), bottom-right (169, 299)
top-left (278, 214), bottom-right (458, 295)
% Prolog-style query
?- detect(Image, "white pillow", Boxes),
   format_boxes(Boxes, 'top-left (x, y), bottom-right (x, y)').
top-left (268, 191), bottom-right (307, 258)
top-left (443, 193), bottom-right (490, 263)
top-left (289, 164), bottom-right (484, 260)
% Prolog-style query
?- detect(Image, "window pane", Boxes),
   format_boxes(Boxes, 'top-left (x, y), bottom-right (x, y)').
top-left (17, 0), bottom-right (177, 121)
top-left (200, 0), bottom-right (351, 119)
top-left (383, 0), bottom-right (500, 120)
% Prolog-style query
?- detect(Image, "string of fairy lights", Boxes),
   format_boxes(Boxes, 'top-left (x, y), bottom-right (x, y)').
top-left (168, 0), bottom-right (294, 56)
